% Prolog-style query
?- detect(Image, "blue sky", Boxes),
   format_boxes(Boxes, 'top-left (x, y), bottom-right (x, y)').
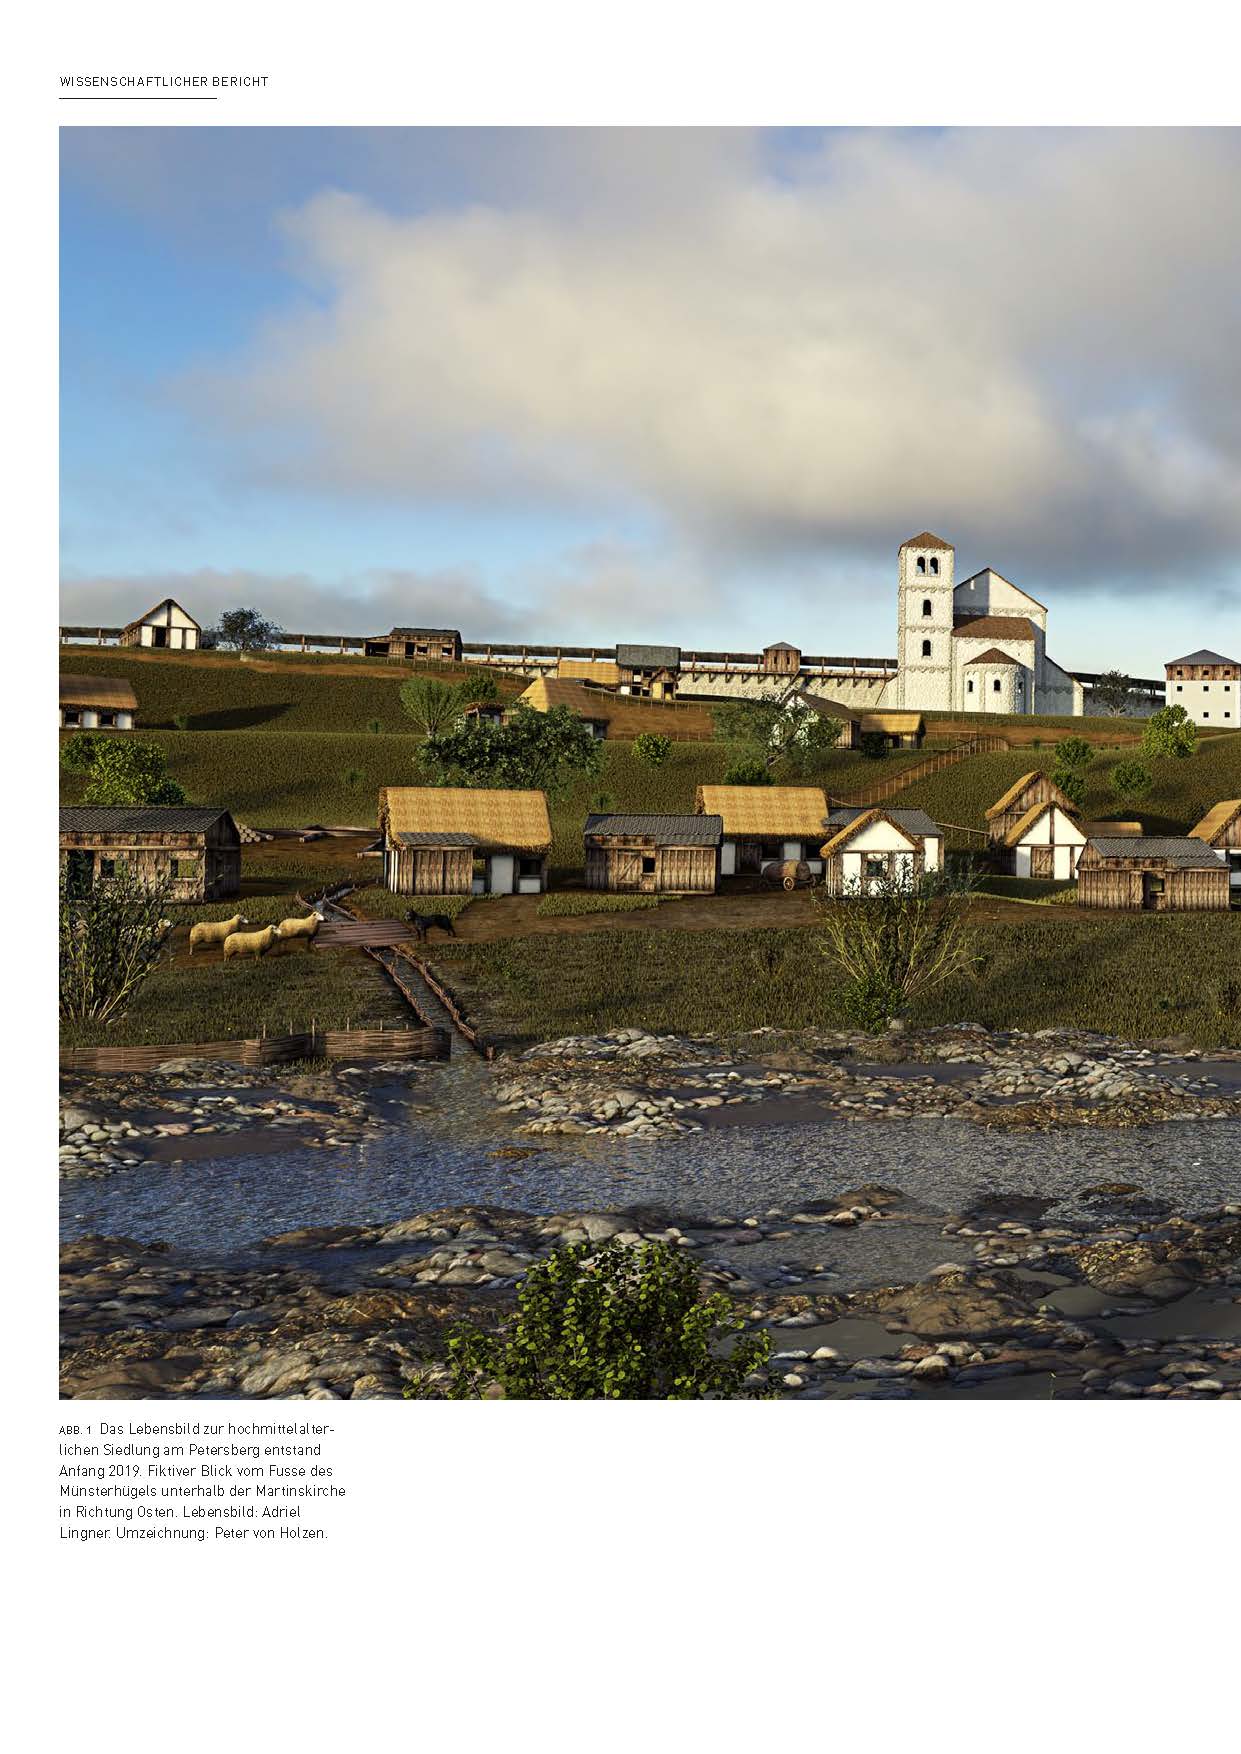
top-left (60, 127), bottom-right (1240, 669)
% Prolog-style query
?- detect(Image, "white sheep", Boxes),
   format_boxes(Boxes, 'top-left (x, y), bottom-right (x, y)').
top-left (189, 913), bottom-right (249, 955)
top-left (222, 924), bottom-right (281, 960)
top-left (277, 913), bottom-right (320, 942)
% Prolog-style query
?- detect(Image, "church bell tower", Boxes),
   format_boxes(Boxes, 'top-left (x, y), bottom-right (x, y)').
top-left (894, 532), bottom-right (955, 709)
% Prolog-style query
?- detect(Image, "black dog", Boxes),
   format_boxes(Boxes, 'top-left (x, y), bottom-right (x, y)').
top-left (405, 911), bottom-right (458, 942)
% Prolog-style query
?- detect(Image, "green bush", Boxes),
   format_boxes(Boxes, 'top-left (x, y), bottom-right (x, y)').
top-left (1143, 704), bottom-right (1198, 759)
top-left (434, 1239), bottom-right (772, 1400)
top-left (1109, 758), bottom-right (1154, 805)
top-left (632, 732), bottom-right (673, 767)
top-left (723, 756), bottom-right (772, 785)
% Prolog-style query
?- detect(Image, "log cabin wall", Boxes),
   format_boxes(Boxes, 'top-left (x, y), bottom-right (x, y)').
top-left (389, 845), bottom-right (473, 894)
top-left (58, 829), bottom-right (239, 901)
top-left (585, 840), bottom-right (716, 893)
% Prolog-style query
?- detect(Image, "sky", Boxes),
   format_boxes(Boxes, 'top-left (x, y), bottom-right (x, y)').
top-left (60, 126), bottom-right (1241, 674)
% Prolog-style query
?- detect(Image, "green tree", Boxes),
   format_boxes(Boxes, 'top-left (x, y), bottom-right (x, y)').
top-left (421, 704), bottom-right (603, 796)
top-left (1051, 734), bottom-right (1092, 809)
top-left (437, 1239), bottom-right (772, 1399)
top-left (456, 671), bottom-right (500, 707)
top-left (711, 694), bottom-right (842, 776)
top-left (63, 737), bottom-right (187, 806)
top-left (399, 675), bottom-right (472, 738)
top-left (1092, 671), bottom-right (1135, 715)
top-left (214, 607), bottom-right (283, 652)
top-left (1142, 703), bottom-right (1198, 759)
top-left (60, 865), bottom-right (174, 1025)
top-left (1052, 736), bottom-right (1092, 773)
top-left (1109, 758), bottom-right (1153, 805)
top-left (813, 868), bottom-right (980, 1032)
top-left (632, 732), bottom-right (672, 767)
top-left (723, 756), bottom-right (773, 785)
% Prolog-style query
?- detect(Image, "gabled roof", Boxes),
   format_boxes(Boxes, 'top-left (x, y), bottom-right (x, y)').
top-left (557, 658), bottom-right (623, 687)
top-left (825, 805), bottom-right (941, 841)
top-left (964, 647), bottom-right (1019, 667)
top-left (385, 626), bottom-right (461, 640)
top-left (763, 641), bottom-right (800, 653)
top-left (861, 711), bottom-right (925, 734)
top-left (1002, 801), bottom-right (1087, 849)
top-left (379, 788), bottom-right (552, 853)
top-left (395, 831), bottom-right (477, 847)
top-left (517, 677), bottom-right (612, 720)
top-left (899, 532), bottom-right (954, 551)
top-left (59, 675), bottom-right (138, 710)
top-left (1166, 649), bottom-right (1240, 668)
top-left (584, 813), bottom-right (722, 846)
top-left (819, 807), bottom-right (919, 859)
top-left (1189, 800), bottom-right (1241, 845)
top-left (60, 807), bottom-right (233, 834)
top-left (1082, 820), bottom-right (1143, 837)
top-left (695, 785), bottom-right (829, 838)
top-left (121, 597), bottom-right (201, 634)
top-left (795, 690), bottom-right (863, 723)
top-left (1084, 836), bottom-right (1223, 866)
top-left (616, 643), bottom-right (681, 669)
top-left (955, 567), bottom-right (1048, 612)
top-left (984, 771), bottom-right (1077, 821)
top-left (952, 615), bottom-right (1037, 643)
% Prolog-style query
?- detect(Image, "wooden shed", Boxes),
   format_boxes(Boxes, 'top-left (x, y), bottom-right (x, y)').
top-left (794, 691), bottom-right (863, 750)
top-left (819, 806), bottom-right (943, 894)
top-left (60, 674), bottom-right (137, 730)
top-left (60, 807), bottom-right (240, 901)
top-left (1076, 837), bottom-right (1230, 912)
top-left (363, 627), bottom-right (463, 662)
top-left (584, 813), bottom-right (722, 894)
top-left (379, 787), bottom-right (552, 896)
top-left (859, 710), bottom-right (926, 749)
top-left (695, 785), bottom-right (830, 877)
top-left (119, 597), bottom-right (200, 652)
top-left (1189, 800), bottom-right (1241, 901)
top-left (616, 644), bottom-right (681, 699)
top-left (985, 771), bottom-right (1079, 845)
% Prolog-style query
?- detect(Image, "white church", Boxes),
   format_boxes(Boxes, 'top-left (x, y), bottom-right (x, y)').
top-left (887, 532), bottom-right (1084, 716)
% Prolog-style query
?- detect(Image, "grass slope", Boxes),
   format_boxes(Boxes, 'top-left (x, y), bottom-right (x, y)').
top-left (430, 912), bottom-right (1241, 1049)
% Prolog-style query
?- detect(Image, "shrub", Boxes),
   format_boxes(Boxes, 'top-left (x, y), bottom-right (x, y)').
top-left (436, 1239), bottom-right (772, 1399)
top-left (60, 865), bottom-right (174, 1025)
top-left (214, 607), bottom-right (283, 652)
top-left (723, 756), bottom-right (772, 785)
top-left (859, 731), bottom-right (889, 760)
top-left (64, 736), bottom-right (188, 806)
top-left (813, 869), bottom-right (980, 1031)
top-left (1109, 758), bottom-right (1154, 804)
top-left (633, 732), bottom-right (672, 767)
top-left (399, 675), bottom-right (471, 739)
top-left (1143, 704), bottom-right (1198, 760)
top-left (422, 704), bottom-right (604, 797)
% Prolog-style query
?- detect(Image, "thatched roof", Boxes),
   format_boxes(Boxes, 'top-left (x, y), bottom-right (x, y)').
top-left (380, 787), bottom-right (552, 853)
top-left (819, 807), bottom-right (919, 858)
top-left (860, 710), bottom-right (924, 734)
top-left (985, 771), bottom-right (1076, 821)
top-left (695, 785), bottom-right (829, 837)
top-left (60, 675), bottom-right (138, 710)
top-left (1189, 800), bottom-right (1241, 845)
top-left (517, 678), bottom-right (612, 721)
top-left (557, 658), bottom-right (622, 687)
top-left (1082, 820), bottom-right (1143, 837)
top-left (1002, 801), bottom-right (1086, 848)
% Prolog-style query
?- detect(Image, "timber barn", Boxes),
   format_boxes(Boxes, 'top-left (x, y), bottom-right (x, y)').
top-left (363, 627), bottom-right (463, 662)
top-left (616, 643), bottom-right (681, 699)
top-left (60, 675), bottom-right (137, 730)
top-left (985, 771), bottom-right (1080, 846)
top-left (1189, 800), bottom-right (1241, 900)
top-left (379, 787), bottom-right (552, 896)
top-left (583, 813), bottom-right (722, 894)
top-left (59, 807), bottom-right (241, 901)
top-left (1076, 837), bottom-right (1230, 912)
top-left (819, 805), bottom-right (943, 894)
top-left (695, 785), bottom-right (831, 877)
top-left (119, 597), bottom-right (201, 652)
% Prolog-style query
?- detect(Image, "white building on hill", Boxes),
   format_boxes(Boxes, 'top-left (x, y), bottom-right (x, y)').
top-left (889, 532), bottom-right (1083, 716)
top-left (1164, 649), bottom-right (1239, 726)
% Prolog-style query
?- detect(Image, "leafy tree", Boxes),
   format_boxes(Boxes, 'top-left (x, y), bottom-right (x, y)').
top-left (813, 867), bottom-right (980, 1032)
top-left (1142, 703), bottom-right (1198, 760)
top-left (1051, 735), bottom-right (1092, 809)
top-left (712, 695), bottom-right (843, 776)
top-left (1092, 670), bottom-right (1136, 715)
top-left (1052, 736), bottom-right (1092, 773)
top-left (437, 1239), bottom-right (772, 1399)
top-left (456, 671), bottom-right (500, 707)
top-left (1109, 758), bottom-right (1153, 805)
top-left (63, 737), bottom-right (187, 806)
top-left (1051, 763), bottom-right (1088, 809)
top-left (632, 732), bottom-right (672, 767)
top-left (214, 607), bottom-right (283, 652)
top-left (399, 675), bottom-right (472, 739)
top-left (421, 704), bottom-right (603, 797)
top-left (723, 756), bottom-right (773, 786)
top-left (60, 865), bottom-right (174, 1025)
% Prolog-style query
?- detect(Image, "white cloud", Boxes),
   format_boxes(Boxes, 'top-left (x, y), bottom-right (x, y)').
top-left (178, 128), bottom-right (1241, 600)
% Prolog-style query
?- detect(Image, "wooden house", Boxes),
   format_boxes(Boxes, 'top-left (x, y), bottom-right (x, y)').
top-left (762, 641), bottom-right (802, 676)
top-left (996, 801), bottom-right (1086, 880)
top-left (557, 658), bottom-right (623, 688)
top-left (60, 807), bottom-right (240, 901)
top-left (379, 787), bottom-right (552, 896)
top-left (859, 710), bottom-right (925, 749)
top-left (794, 691), bottom-right (863, 750)
top-left (695, 785), bottom-right (830, 877)
top-left (1076, 837), bottom-right (1230, 912)
top-left (819, 806), bottom-right (943, 894)
top-left (119, 597), bottom-right (201, 652)
top-left (616, 644), bottom-right (681, 699)
top-left (985, 771), bottom-right (1079, 846)
top-left (515, 677), bottom-right (611, 738)
top-left (583, 813), bottom-right (722, 894)
top-left (1189, 800), bottom-right (1241, 900)
top-left (60, 675), bottom-right (137, 730)
top-left (363, 627), bottom-right (463, 662)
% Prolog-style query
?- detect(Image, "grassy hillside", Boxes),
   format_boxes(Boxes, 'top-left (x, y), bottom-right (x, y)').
top-left (896, 734), bottom-right (1241, 842)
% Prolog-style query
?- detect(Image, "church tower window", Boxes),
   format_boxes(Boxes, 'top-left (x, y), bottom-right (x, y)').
top-left (916, 557), bottom-right (926, 574)
top-left (929, 557), bottom-right (939, 575)
top-left (921, 639), bottom-right (932, 658)
top-left (993, 678), bottom-right (1002, 693)
top-left (921, 599), bottom-right (932, 617)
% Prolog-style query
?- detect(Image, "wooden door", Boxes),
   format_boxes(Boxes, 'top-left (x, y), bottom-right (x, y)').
top-left (1030, 845), bottom-right (1054, 880)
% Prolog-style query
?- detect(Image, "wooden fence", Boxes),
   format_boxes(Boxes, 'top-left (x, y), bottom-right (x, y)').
top-left (60, 1024), bottom-right (450, 1075)
top-left (404, 953), bottom-right (496, 1059)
